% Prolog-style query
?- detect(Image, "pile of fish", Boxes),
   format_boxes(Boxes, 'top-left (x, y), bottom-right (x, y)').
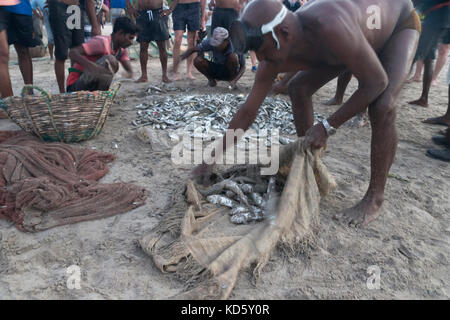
top-left (198, 176), bottom-right (280, 224)
top-left (133, 93), bottom-right (325, 141)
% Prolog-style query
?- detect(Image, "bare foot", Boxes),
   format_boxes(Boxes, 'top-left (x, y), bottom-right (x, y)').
top-left (422, 116), bottom-right (450, 126)
top-left (208, 79), bottom-right (217, 87)
top-left (431, 80), bottom-right (437, 86)
top-left (172, 73), bottom-right (182, 81)
top-left (406, 77), bottom-right (421, 83)
top-left (408, 98), bottom-right (428, 108)
top-left (186, 73), bottom-right (196, 80)
top-left (334, 196), bottom-right (383, 228)
top-left (135, 76), bottom-right (148, 83)
top-left (162, 75), bottom-right (172, 83)
top-left (323, 97), bottom-right (343, 106)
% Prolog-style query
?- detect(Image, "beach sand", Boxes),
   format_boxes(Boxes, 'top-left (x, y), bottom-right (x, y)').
top-left (0, 43), bottom-right (448, 299)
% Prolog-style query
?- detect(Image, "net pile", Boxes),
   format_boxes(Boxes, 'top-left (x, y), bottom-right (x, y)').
top-left (0, 131), bottom-right (147, 232)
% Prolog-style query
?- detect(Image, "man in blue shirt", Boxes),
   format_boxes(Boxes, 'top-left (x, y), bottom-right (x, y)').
top-left (3, 0), bottom-right (40, 92)
top-left (180, 26), bottom-right (245, 88)
top-left (111, 0), bottom-right (126, 24)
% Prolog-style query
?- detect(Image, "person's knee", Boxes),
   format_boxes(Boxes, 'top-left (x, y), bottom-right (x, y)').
top-left (15, 45), bottom-right (30, 58)
top-left (193, 56), bottom-right (203, 67)
top-left (288, 76), bottom-right (312, 99)
top-left (369, 94), bottom-right (396, 125)
top-left (105, 55), bottom-right (119, 73)
top-left (140, 42), bottom-right (149, 52)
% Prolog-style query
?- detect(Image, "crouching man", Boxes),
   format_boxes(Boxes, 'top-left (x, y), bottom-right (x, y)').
top-left (181, 26), bottom-right (245, 88)
top-left (66, 17), bottom-right (137, 92)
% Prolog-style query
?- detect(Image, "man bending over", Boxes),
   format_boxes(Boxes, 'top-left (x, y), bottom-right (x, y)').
top-left (194, 0), bottom-right (421, 227)
top-left (66, 17), bottom-right (136, 92)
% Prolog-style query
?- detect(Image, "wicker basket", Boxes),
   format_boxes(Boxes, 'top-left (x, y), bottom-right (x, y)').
top-left (0, 83), bottom-right (121, 143)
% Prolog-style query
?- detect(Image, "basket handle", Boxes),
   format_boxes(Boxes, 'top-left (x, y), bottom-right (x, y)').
top-left (21, 85), bottom-right (64, 142)
top-left (86, 81), bottom-right (122, 140)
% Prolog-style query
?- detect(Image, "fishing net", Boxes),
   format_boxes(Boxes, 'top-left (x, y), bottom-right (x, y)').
top-left (140, 138), bottom-right (336, 299)
top-left (0, 131), bottom-right (147, 232)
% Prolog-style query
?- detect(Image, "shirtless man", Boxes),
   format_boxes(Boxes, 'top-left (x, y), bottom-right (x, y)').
top-left (127, 0), bottom-right (171, 83)
top-left (209, 0), bottom-right (245, 32)
top-left (167, 0), bottom-right (206, 80)
top-left (194, 0), bottom-right (421, 227)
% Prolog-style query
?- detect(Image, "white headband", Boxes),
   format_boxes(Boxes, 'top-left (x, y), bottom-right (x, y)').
top-left (261, 5), bottom-right (288, 50)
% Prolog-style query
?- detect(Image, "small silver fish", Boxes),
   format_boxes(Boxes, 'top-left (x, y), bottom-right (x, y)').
top-left (207, 195), bottom-right (235, 208)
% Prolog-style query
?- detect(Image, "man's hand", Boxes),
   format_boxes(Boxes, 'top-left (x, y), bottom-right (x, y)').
top-left (161, 9), bottom-right (172, 17)
top-left (127, 6), bottom-right (138, 18)
top-left (192, 163), bottom-right (216, 186)
top-left (304, 123), bottom-right (328, 150)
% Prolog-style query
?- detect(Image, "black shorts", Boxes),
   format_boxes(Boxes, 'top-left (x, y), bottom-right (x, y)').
top-left (49, 1), bottom-right (85, 61)
top-left (208, 61), bottom-right (233, 81)
top-left (211, 8), bottom-right (238, 32)
top-left (3, 12), bottom-right (40, 47)
top-left (0, 7), bottom-right (8, 33)
top-left (415, 22), bottom-right (448, 61)
top-left (172, 2), bottom-right (200, 32)
top-left (136, 9), bottom-right (170, 42)
top-left (443, 29), bottom-right (450, 45)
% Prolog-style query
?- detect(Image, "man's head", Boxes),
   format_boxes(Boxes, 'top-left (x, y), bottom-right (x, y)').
top-left (112, 17), bottom-right (139, 49)
top-left (210, 27), bottom-right (230, 51)
top-left (231, 0), bottom-right (296, 62)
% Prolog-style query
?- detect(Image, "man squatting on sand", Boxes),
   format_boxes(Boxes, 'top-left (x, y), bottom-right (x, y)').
top-left (194, 0), bottom-right (422, 227)
top-left (180, 27), bottom-right (245, 88)
top-left (126, 0), bottom-right (172, 83)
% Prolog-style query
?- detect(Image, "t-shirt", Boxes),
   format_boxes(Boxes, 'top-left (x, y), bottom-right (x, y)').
top-left (422, 0), bottom-right (450, 28)
top-left (67, 35), bottom-right (130, 86)
top-left (111, 0), bottom-right (125, 9)
top-left (197, 38), bottom-right (245, 67)
top-left (3, 0), bottom-right (32, 15)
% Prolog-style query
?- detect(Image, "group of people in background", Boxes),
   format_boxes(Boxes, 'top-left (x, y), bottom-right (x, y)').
top-left (0, 0), bottom-right (309, 105)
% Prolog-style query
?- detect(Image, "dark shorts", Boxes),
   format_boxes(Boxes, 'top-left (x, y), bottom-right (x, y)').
top-left (3, 12), bottom-right (40, 47)
top-left (443, 29), bottom-right (450, 44)
top-left (136, 9), bottom-right (170, 42)
top-left (415, 22), bottom-right (448, 61)
top-left (49, 1), bottom-right (85, 61)
top-left (211, 8), bottom-right (238, 32)
top-left (0, 7), bottom-right (8, 33)
top-left (208, 61), bottom-right (231, 80)
top-left (172, 2), bottom-right (200, 32)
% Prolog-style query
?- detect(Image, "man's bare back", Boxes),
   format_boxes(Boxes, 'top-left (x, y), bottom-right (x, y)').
top-left (135, 0), bottom-right (164, 10)
top-left (212, 0), bottom-right (244, 10)
top-left (258, 0), bottom-right (415, 73)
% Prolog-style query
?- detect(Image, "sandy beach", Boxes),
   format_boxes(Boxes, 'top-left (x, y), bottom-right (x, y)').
top-left (0, 35), bottom-right (449, 299)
